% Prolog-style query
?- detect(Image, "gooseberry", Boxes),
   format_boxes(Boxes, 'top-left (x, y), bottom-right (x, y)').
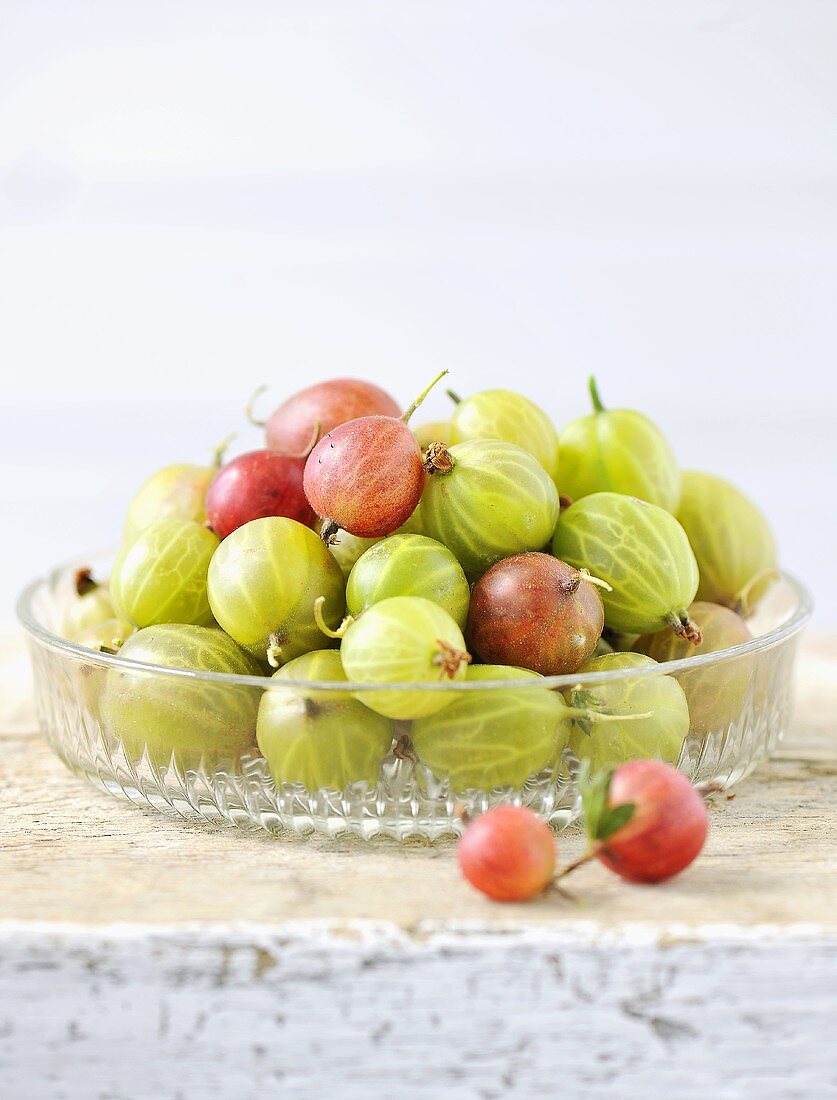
top-left (62, 569), bottom-right (116, 641)
top-left (111, 518), bottom-right (219, 628)
top-left (327, 530), bottom-right (381, 579)
top-left (206, 450), bottom-right (314, 538)
top-left (100, 624), bottom-right (263, 771)
top-left (568, 759), bottom-right (709, 883)
top-left (207, 516), bottom-right (345, 665)
top-left (458, 805), bottom-right (556, 902)
top-left (559, 377), bottom-right (681, 511)
top-left (421, 440), bottom-right (561, 578)
top-left (347, 533), bottom-right (470, 629)
top-left (260, 378), bottom-right (401, 456)
top-left (123, 455), bottom-right (223, 545)
top-left (330, 595), bottom-right (471, 720)
top-left (303, 372), bottom-right (446, 540)
top-left (466, 552), bottom-right (606, 674)
top-left (74, 616), bottom-right (134, 654)
top-left (635, 601), bottom-right (752, 735)
top-left (256, 650), bottom-right (394, 791)
top-left (566, 652), bottom-right (690, 774)
top-left (677, 471), bottom-right (777, 616)
top-left (411, 665), bottom-right (567, 791)
top-left (552, 492), bottom-right (701, 640)
top-left (448, 388), bottom-right (560, 482)
top-left (413, 420), bottom-right (451, 450)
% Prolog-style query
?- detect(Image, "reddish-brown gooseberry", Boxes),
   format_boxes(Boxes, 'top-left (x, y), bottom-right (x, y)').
top-left (458, 805), bottom-right (556, 902)
top-left (262, 378), bottom-right (400, 456)
top-left (206, 450), bottom-right (314, 539)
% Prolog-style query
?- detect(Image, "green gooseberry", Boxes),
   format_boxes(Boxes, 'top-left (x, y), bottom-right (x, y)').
top-left (334, 596), bottom-right (470, 720)
top-left (677, 471), bottom-right (777, 616)
top-left (635, 601), bottom-right (753, 736)
top-left (421, 439), bottom-right (561, 578)
top-left (208, 516), bottom-right (345, 666)
top-left (111, 518), bottom-right (219, 628)
top-left (100, 624), bottom-right (263, 771)
top-left (559, 377), bottom-right (681, 511)
top-left (327, 530), bottom-right (381, 579)
top-left (73, 617), bottom-right (136, 720)
top-left (256, 650), bottom-right (394, 791)
top-left (413, 420), bottom-right (451, 450)
top-left (410, 664), bottom-right (568, 791)
top-left (123, 461), bottom-right (216, 545)
top-left (347, 533), bottom-right (470, 629)
top-left (448, 388), bottom-right (560, 482)
top-left (566, 652), bottom-right (690, 774)
top-left (551, 492), bottom-right (700, 639)
top-left (62, 574), bottom-right (116, 641)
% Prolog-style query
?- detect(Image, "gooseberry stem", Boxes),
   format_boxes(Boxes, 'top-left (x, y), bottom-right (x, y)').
top-left (401, 369), bottom-right (449, 425)
top-left (556, 843), bottom-right (602, 881)
top-left (446, 388), bottom-right (462, 405)
top-left (667, 610), bottom-right (702, 645)
top-left (320, 519), bottom-right (340, 544)
top-left (246, 384), bottom-right (269, 427)
top-left (577, 568), bottom-right (613, 593)
top-left (313, 595), bottom-right (353, 640)
top-left (432, 638), bottom-right (472, 679)
top-left (567, 707), bottom-right (654, 725)
top-left (74, 567), bottom-right (99, 597)
top-left (588, 375), bottom-right (606, 414)
top-left (266, 633), bottom-right (283, 669)
top-left (211, 431), bottom-right (237, 469)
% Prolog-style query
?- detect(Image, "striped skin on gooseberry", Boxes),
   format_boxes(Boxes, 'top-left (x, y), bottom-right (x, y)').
top-left (411, 665), bottom-right (568, 791)
top-left (565, 652), bottom-right (690, 775)
top-left (448, 388), bottom-right (560, 483)
top-left (635, 601), bottom-right (753, 736)
top-left (206, 450), bottom-right (314, 538)
top-left (256, 650), bottom-right (394, 791)
top-left (123, 462), bottom-right (217, 546)
top-left (559, 377), bottom-right (681, 512)
top-left (347, 533), bottom-right (470, 630)
top-left (420, 440), bottom-right (561, 578)
top-left (466, 552), bottom-right (605, 675)
top-left (100, 624), bottom-right (263, 771)
top-left (551, 492), bottom-right (700, 641)
top-left (677, 471), bottom-right (777, 616)
top-left (458, 805), bottom-right (556, 902)
top-left (335, 596), bottom-right (471, 720)
top-left (262, 378), bottom-right (400, 456)
top-left (111, 518), bottom-right (219, 629)
top-left (207, 516), bottom-right (346, 666)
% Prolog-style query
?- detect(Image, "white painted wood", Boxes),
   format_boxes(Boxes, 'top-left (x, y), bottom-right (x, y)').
top-left (1, 922), bottom-right (835, 1100)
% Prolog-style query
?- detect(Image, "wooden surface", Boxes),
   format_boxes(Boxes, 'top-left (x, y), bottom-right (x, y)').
top-left (1, 625), bottom-right (836, 1099)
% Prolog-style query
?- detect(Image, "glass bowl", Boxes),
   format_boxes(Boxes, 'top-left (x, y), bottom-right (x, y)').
top-left (17, 556), bottom-right (812, 841)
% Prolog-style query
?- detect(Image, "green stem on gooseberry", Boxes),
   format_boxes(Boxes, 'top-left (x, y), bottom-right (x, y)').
top-left (313, 595), bottom-right (354, 640)
top-left (422, 442), bottom-right (455, 476)
top-left (211, 431), bottom-right (237, 470)
top-left (566, 707), bottom-right (654, 725)
top-left (446, 388), bottom-right (462, 405)
top-left (555, 843), bottom-right (602, 881)
top-left (401, 369), bottom-right (449, 425)
top-left (245, 383), bottom-right (269, 427)
top-left (588, 375), bottom-right (606, 414)
top-left (577, 568), bottom-right (613, 593)
top-left (667, 610), bottom-right (702, 645)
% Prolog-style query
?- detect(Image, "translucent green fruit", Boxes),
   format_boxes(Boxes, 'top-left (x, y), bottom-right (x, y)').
top-left (677, 471), bottom-right (777, 616)
top-left (347, 534), bottom-right (470, 629)
top-left (411, 665), bottom-right (568, 792)
top-left (421, 440), bottom-right (561, 578)
top-left (339, 596), bottom-right (470, 720)
top-left (62, 584), bottom-right (116, 641)
top-left (208, 516), bottom-right (346, 666)
top-left (124, 462), bottom-right (215, 545)
top-left (256, 650), bottom-right (393, 791)
top-left (73, 617), bottom-right (136, 720)
top-left (327, 531), bottom-right (381, 579)
top-left (559, 378), bottom-right (681, 511)
top-left (552, 492), bottom-right (700, 638)
top-left (567, 652), bottom-right (690, 774)
top-left (635, 601), bottom-right (753, 735)
top-left (449, 389), bottom-right (560, 482)
top-left (100, 624), bottom-right (263, 771)
top-left (111, 518), bottom-right (219, 628)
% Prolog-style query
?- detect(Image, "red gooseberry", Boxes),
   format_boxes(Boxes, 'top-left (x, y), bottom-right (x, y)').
top-left (206, 450), bottom-right (314, 538)
top-left (458, 805), bottom-right (556, 902)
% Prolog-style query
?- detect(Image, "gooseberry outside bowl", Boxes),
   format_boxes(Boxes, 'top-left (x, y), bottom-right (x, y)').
top-left (17, 557), bottom-right (812, 841)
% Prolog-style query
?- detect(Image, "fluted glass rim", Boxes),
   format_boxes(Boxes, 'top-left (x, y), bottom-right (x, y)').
top-left (17, 557), bottom-right (813, 694)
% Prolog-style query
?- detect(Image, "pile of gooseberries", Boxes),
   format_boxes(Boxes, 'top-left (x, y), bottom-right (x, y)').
top-left (60, 371), bottom-right (779, 839)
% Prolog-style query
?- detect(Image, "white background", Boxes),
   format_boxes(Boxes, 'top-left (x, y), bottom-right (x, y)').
top-left (1, 1), bottom-right (834, 622)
